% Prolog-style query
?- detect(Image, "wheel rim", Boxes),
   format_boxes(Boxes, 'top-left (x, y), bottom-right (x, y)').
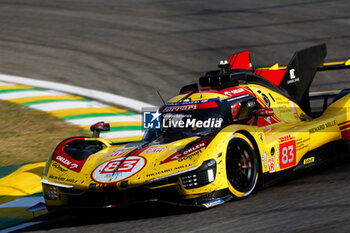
top-left (227, 139), bottom-right (257, 192)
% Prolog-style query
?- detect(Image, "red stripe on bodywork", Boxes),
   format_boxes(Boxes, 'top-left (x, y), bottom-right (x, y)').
top-left (257, 115), bottom-right (279, 127)
top-left (255, 70), bottom-right (287, 86)
top-left (338, 120), bottom-right (350, 126)
top-left (228, 54), bottom-right (237, 65)
top-left (254, 70), bottom-right (262, 76)
top-left (160, 137), bottom-right (210, 164)
top-left (256, 97), bottom-right (267, 108)
top-left (340, 124), bottom-right (350, 131)
top-left (270, 115), bottom-right (281, 123)
top-left (341, 129), bottom-right (350, 140)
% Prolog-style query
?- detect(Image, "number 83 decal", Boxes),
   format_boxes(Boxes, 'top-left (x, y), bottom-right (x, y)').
top-left (279, 140), bottom-right (296, 169)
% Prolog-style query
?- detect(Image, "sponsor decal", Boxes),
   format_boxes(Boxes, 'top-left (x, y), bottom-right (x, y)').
top-left (48, 175), bottom-right (78, 183)
top-left (166, 98), bottom-right (217, 106)
top-left (160, 140), bottom-right (207, 164)
top-left (52, 154), bottom-right (84, 172)
top-left (108, 149), bottom-right (133, 157)
top-left (309, 124), bottom-right (326, 133)
top-left (55, 155), bottom-right (71, 166)
top-left (51, 162), bottom-right (67, 172)
top-left (287, 69), bottom-right (300, 84)
top-left (262, 151), bottom-right (267, 170)
top-left (146, 168), bottom-right (173, 178)
top-left (91, 156), bottom-right (146, 183)
top-left (303, 157), bottom-right (315, 165)
top-left (279, 135), bottom-right (294, 143)
top-left (268, 157), bottom-right (275, 173)
top-left (223, 88), bottom-right (245, 97)
top-left (279, 140), bottom-right (296, 169)
top-left (161, 101), bottom-right (218, 112)
top-left (309, 120), bottom-right (336, 133)
top-left (145, 164), bottom-right (193, 178)
top-left (163, 104), bottom-right (197, 112)
top-left (203, 198), bottom-right (225, 208)
top-left (178, 150), bottom-right (200, 162)
top-left (174, 164), bottom-right (192, 170)
top-left (296, 138), bottom-right (310, 151)
top-left (143, 147), bottom-right (167, 154)
top-left (289, 69), bottom-right (296, 79)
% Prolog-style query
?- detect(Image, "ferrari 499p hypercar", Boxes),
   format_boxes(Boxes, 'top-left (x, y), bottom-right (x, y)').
top-left (42, 44), bottom-right (350, 209)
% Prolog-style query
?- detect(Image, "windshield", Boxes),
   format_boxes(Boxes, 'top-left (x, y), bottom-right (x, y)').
top-left (143, 108), bottom-right (227, 143)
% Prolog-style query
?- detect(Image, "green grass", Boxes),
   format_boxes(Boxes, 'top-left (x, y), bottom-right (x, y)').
top-left (0, 100), bottom-right (90, 166)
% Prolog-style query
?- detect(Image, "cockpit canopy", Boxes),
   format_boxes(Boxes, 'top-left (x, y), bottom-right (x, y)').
top-left (143, 94), bottom-right (259, 143)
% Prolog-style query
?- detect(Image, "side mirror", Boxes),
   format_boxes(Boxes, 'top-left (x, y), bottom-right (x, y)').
top-left (90, 122), bottom-right (110, 138)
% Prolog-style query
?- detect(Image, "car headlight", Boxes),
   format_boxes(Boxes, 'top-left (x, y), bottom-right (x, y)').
top-left (42, 184), bottom-right (58, 200)
top-left (181, 159), bottom-right (216, 189)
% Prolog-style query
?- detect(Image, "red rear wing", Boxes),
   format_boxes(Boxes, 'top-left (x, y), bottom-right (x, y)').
top-left (228, 51), bottom-right (252, 70)
top-left (228, 50), bottom-right (287, 86)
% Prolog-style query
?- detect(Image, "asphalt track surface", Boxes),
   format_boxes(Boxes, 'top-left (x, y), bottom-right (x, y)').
top-left (0, 0), bottom-right (350, 232)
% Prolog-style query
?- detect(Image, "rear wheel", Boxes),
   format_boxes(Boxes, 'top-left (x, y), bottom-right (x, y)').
top-left (226, 134), bottom-right (259, 199)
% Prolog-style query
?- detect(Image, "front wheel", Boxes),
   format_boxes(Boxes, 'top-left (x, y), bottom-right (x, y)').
top-left (226, 133), bottom-right (259, 199)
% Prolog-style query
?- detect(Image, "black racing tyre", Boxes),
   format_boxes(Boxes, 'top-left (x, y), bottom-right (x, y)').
top-left (226, 133), bottom-right (259, 198)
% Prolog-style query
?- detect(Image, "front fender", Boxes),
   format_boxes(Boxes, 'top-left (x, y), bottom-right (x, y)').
top-left (181, 124), bottom-right (267, 195)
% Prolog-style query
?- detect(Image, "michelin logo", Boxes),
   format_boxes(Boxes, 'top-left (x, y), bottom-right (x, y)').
top-left (203, 198), bottom-right (224, 208)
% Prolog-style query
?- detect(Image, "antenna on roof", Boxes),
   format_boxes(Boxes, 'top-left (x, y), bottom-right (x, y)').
top-left (156, 90), bottom-right (165, 104)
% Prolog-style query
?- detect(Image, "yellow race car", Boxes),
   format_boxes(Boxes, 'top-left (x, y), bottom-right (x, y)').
top-left (42, 44), bottom-right (350, 209)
